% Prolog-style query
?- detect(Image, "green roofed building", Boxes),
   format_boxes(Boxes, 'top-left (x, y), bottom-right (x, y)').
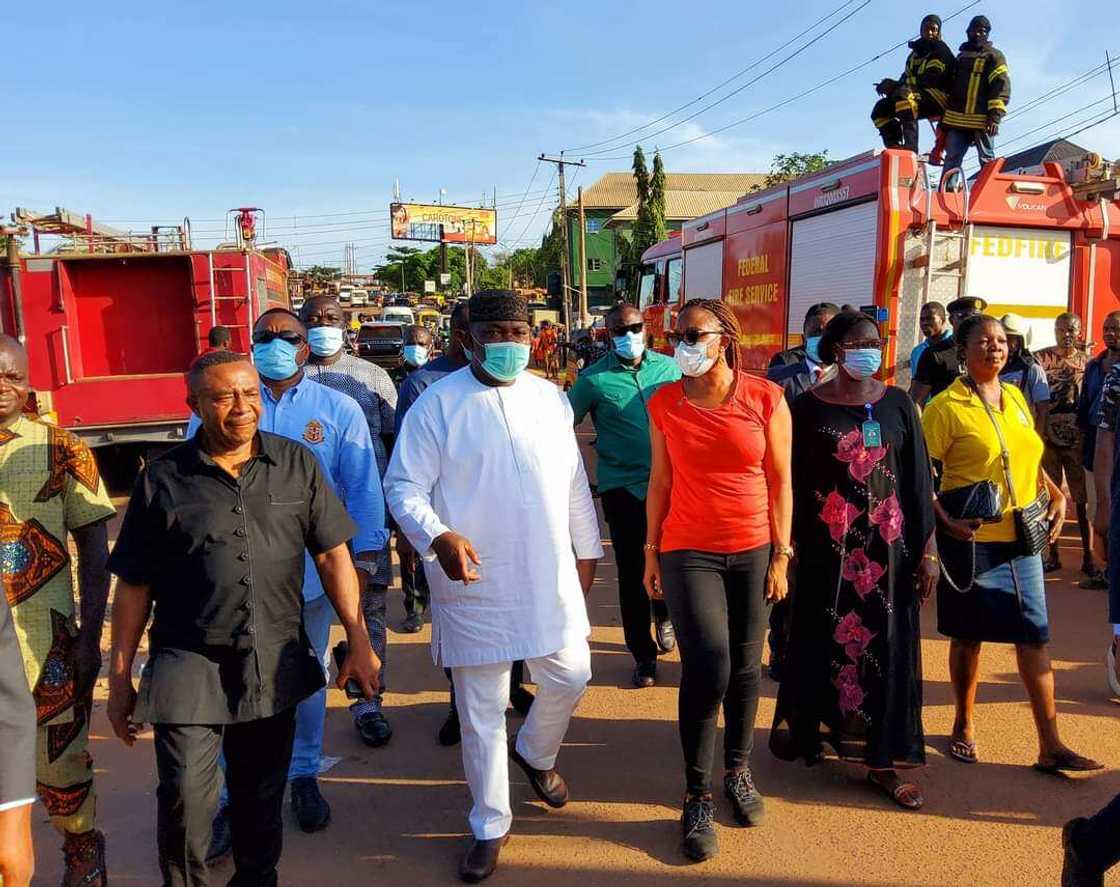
top-left (567, 171), bottom-right (766, 309)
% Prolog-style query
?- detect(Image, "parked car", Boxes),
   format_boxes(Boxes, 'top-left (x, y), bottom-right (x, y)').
top-left (357, 322), bottom-right (405, 368)
top-left (350, 288), bottom-right (369, 307)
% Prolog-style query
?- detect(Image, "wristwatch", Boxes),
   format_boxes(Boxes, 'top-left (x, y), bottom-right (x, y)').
top-left (773, 543), bottom-right (795, 560)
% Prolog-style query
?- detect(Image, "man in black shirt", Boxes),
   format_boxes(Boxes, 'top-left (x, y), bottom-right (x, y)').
top-left (106, 351), bottom-right (379, 887)
top-left (910, 296), bottom-right (987, 403)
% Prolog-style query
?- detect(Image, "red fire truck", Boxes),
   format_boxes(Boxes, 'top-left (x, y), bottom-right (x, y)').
top-left (639, 147), bottom-right (1120, 383)
top-left (0, 207), bottom-right (290, 459)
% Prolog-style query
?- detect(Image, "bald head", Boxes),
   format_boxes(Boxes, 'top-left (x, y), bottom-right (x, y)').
top-left (0, 335), bottom-right (30, 425)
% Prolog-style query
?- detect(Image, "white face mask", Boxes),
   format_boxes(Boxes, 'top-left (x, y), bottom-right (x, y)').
top-left (674, 341), bottom-right (717, 378)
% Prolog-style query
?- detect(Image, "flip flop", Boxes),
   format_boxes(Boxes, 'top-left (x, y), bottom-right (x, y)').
top-left (1034, 751), bottom-right (1104, 774)
top-left (867, 772), bottom-right (924, 810)
top-left (949, 737), bottom-right (978, 764)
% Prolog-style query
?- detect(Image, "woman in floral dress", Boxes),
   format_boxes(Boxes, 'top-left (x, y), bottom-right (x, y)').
top-left (771, 311), bottom-right (938, 809)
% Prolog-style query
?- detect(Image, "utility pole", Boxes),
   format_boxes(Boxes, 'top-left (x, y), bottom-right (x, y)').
top-left (577, 186), bottom-right (590, 328)
top-left (539, 153), bottom-right (587, 332)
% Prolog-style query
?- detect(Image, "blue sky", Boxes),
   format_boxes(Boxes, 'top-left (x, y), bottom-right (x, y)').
top-left (5, 0), bottom-right (1118, 269)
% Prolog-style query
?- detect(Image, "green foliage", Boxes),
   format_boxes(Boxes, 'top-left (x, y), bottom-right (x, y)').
top-left (752, 151), bottom-right (831, 191)
top-left (303, 264), bottom-right (341, 285)
top-left (649, 152), bottom-right (668, 245)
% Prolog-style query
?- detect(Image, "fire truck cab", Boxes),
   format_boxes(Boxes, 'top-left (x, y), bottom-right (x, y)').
top-left (640, 147), bottom-right (1120, 383)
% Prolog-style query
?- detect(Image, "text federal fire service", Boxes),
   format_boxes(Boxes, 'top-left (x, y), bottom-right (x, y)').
top-left (639, 147), bottom-right (1120, 383)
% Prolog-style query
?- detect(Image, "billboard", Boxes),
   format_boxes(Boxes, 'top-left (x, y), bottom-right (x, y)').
top-left (390, 203), bottom-right (497, 245)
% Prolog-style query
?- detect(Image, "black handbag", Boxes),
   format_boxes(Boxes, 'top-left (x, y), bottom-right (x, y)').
top-left (967, 379), bottom-right (1051, 559)
top-left (938, 480), bottom-right (1002, 524)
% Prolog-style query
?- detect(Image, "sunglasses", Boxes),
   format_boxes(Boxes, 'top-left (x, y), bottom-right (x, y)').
top-left (252, 330), bottom-right (305, 346)
top-left (666, 328), bottom-right (721, 348)
top-left (842, 338), bottom-right (886, 350)
top-left (610, 322), bottom-right (644, 336)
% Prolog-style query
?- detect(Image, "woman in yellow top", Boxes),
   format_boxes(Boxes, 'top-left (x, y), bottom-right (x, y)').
top-left (923, 314), bottom-right (1101, 773)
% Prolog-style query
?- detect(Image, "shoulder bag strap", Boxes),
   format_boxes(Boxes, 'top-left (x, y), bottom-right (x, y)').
top-left (964, 377), bottom-right (1019, 509)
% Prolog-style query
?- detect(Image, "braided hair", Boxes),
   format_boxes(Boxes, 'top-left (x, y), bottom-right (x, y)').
top-left (680, 298), bottom-right (741, 369)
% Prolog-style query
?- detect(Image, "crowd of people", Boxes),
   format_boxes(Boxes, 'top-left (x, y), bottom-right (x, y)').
top-left (1, 288), bottom-right (1118, 886)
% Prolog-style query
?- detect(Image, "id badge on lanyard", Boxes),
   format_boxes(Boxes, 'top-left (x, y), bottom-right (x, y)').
top-left (861, 402), bottom-right (882, 448)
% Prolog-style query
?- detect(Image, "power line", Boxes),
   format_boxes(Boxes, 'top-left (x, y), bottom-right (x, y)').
top-left (499, 159), bottom-right (542, 241)
top-left (578, 0), bottom-right (872, 159)
top-left (583, 0), bottom-right (983, 162)
top-left (562, 0), bottom-right (864, 154)
top-left (508, 169), bottom-right (557, 250)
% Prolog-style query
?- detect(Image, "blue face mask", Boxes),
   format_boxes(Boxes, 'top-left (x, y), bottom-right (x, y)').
top-left (252, 339), bottom-right (302, 380)
top-left (475, 339), bottom-right (530, 382)
top-left (307, 326), bottom-right (345, 357)
top-left (805, 335), bottom-right (822, 363)
top-left (403, 344), bottom-right (429, 367)
top-left (840, 348), bottom-right (883, 380)
top-left (613, 331), bottom-right (645, 361)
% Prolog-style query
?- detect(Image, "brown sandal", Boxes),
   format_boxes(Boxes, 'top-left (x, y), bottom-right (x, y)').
top-left (949, 737), bottom-right (978, 764)
top-left (867, 772), bottom-right (924, 810)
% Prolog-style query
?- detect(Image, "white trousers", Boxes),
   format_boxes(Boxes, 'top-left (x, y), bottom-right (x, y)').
top-left (452, 642), bottom-right (592, 839)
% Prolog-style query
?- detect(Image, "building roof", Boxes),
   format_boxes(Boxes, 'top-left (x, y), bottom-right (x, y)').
top-left (576, 171), bottom-right (767, 211)
top-left (606, 191), bottom-right (750, 225)
top-left (1000, 139), bottom-right (1093, 173)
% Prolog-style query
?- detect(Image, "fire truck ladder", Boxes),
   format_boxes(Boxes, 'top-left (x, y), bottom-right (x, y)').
top-left (920, 165), bottom-right (974, 306)
top-left (207, 252), bottom-right (255, 346)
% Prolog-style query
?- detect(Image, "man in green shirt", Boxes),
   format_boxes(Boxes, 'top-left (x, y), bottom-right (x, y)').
top-left (569, 303), bottom-right (681, 687)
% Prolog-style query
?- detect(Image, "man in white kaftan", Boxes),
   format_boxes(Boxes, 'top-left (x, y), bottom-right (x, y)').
top-left (384, 290), bottom-right (602, 883)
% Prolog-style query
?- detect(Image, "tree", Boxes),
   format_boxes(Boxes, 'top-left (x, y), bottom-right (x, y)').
top-left (649, 151), bottom-right (668, 245)
top-left (752, 151), bottom-right (831, 191)
top-left (303, 264), bottom-right (340, 287)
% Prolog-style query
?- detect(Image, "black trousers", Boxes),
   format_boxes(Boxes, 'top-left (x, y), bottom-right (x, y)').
top-left (600, 488), bottom-right (670, 665)
top-left (154, 707), bottom-right (297, 887)
top-left (1070, 792), bottom-right (1120, 873)
top-left (401, 553), bottom-right (430, 616)
top-left (661, 546), bottom-right (771, 796)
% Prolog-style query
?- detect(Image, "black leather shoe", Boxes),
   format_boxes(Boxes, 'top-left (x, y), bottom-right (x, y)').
top-left (400, 612), bottom-right (424, 633)
top-left (290, 776), bottom-right (331, 832)
top-left (438, 703), bottom-right (461, 746)
top-left (632, 660), bottom-right (656, 688)
top-left (509, 685), bottom-right (535, 717)
top-left (459, 835), bottom-right (509, 883)
top-left (356, 710), bottom-right (393, 747)
top-left (1062, 818), bottom-right (1105, 887)
top-left (724, 768), bottom-right (765, 826)
top-left (509, 736), bottom-right (569, 808)
top-left (206, 805), bottom-right (232, 864)
top-left (656, 619), bottom-right (676, 654)
top-left (681, 794), bottom-right (718, 862)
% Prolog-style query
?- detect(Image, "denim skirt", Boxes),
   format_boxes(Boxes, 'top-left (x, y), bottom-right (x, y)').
top-left (937, 540), bottom-right (1049, 644)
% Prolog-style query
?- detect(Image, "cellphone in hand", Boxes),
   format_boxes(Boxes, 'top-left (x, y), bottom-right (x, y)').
top-left (331, 640), bottom-right (364, 700)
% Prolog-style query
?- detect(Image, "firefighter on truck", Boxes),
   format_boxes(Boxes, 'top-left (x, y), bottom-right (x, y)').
top-left (940, 15), bottom-right (1011, 173)
top-left (871, 13), bottom-right (954, 154)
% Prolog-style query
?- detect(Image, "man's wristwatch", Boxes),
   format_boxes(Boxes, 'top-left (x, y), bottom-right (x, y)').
top-left (773, 543), bottom-right (795, 560)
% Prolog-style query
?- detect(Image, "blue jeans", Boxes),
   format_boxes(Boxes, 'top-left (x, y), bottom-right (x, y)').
top-left (942, 125), bottom-right (995, 175)
top-left (288, 593), bottom-right (336, 780)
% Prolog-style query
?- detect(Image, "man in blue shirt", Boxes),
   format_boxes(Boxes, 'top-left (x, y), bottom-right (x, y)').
top-left (568, 303), bottom-right (681, 688)
top-left (909, 302), bottom-right (951, 377)
top-left (190, 308), bottom-right (387, 846)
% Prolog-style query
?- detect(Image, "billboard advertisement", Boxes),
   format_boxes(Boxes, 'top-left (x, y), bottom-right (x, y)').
top-left (390, 203), bottom-right (497, 245)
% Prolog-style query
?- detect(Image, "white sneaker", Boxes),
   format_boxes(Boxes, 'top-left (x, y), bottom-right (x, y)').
top-left (1107, 641), bottom-right (1120, 697)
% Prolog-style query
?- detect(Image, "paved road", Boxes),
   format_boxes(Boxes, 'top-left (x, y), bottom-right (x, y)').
top-left (31, 428), bottom-right (1120, 885)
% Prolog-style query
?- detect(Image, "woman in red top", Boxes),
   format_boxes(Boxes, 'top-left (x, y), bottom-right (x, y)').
top-left (644, 298), bottom-right (792, 862)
